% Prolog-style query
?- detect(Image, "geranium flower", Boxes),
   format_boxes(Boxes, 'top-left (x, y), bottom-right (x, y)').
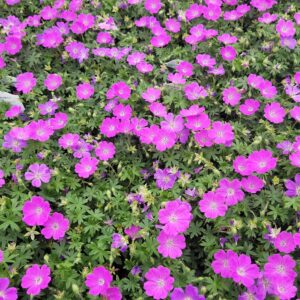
top-left (157, 231), bottom-right (186, 259)
top-left (170, 284), bottom-right (205, 300)
top-left (25, 163), bottom-right (51, 187)
top-left (199, 191), bottom-right (227, 219)
top-left (21, 264), bottom-right (51, 296)
top-left (41, 212), bottom-right (69, 240)
top-left (15, 72), bottom-right (36, 94)
top-left (0, 278), bottom-right (17, 300)
top-left (144, 266), bottom-right (174, 300)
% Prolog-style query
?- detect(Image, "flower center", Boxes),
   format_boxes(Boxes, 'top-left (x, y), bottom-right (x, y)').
top-left (157, 279), bottom-right (165, 288)
top-left (35, 276), bottom-right (43, 285)
top-left (236, 267), bottom-right (246, 277)
top-left (227, 188), bottom-right (235, 196)
top-left (52, 222), bottom-right (59, 230)
top-left (168, 213), bottom-right (177, 223)
top-left (98, 279), bottom-right (105, 286)
top-left (276, 264), bottom-right (285, 275)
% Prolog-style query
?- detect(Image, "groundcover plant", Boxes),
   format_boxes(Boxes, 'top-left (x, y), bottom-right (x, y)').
top-left (0, 0), bottom-right (300, 299)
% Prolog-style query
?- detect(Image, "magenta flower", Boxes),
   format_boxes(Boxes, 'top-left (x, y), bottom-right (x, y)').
top-left (28, 120), bottom-right (54, 142)
top-left (142, 87), bottom-right (161, 103)
top-left (41, 212), bottom-right (69, 240)
top-left (222, 86), bottom-right (241, 106)
top-left (4, 35), bottom-right (22, 55)
top-left (158, 200), bottom-right (192, 235)
top-left (144, 266), bottom-right (174, 300)
top-left (239, 99), bottom-right (260, 116)
top-left (95, 141), bottom-right (116, 161)
top-left (49, 112), bottom-right (68, 130)
top-left (199, 191), bottom-right (227, 219)
top-left (233, 156), bottom-right (253, 176)
top-left (25, 163), bottom-right (51, 187)
top-left (0, 169), bottom-right (5, 188)
top-left (154, 168), bottom-right (179, 190)
top-left (196, 54), bottom-right (216, 68)
top-left (184, 82), bottom-right (207, 101)
top-left (203, 4), bottom-right (222, 21)
top-left (106, 81), bottom-right (131, 100)
top-left (22, 196), bottom-right (51, 226)
top-left (21, 264), bottom-right (51, 296)
top-left (264, 102), bottom-right (286, 124)
top-left (113, 103), bottom-right (132, 119)
top-left (65, 41), bottom-right (89, 63)
top-left (212, 250), bottom-right (238, 278)
top-left (176, 61), bottom-right (194, 77)
top-left (273, 231), bottom-right (296, 254)
top-left (248, 149), bottom-right (277, 174)
top-left (103, 287), bottom-right (122, 300)
top-left (44, 74), bottom-right (62, 91)
top-left (127, 52), bottom-right (146, 66)
top-left (220, 46), bottom-right (237, 61)
top-left (185, 113), bottom-right (210, 131)
top-left (76, 82), bottom-right (94, 100)
top-left (285, 174), bottom-right (300, 197)
top-left (75, 156), bottom-right (98, 178)
top-left (171, 285), bottom-right (205, 300)
top-left (85, 266), bottom-right (113, 296)
top-left (276, 19), bottom-right (296, 37)
top-left (112, 233), bottom-right (128, 252)
top-left (38, 100), bottom-right (58, 116)
top-left (149, 102), bottom-right (167, 117)
top-left (259, 81), bottom-right (277, 99)
top-left (0, 278), bottom-right (17, 300)
top-left (58, 133), bottom-right (80, 149)
top-left (208, 121), bottom-right (234, 145)
top-left (264, 254), bottom-right (296, 282)
top-left (153, 129), bottom-right (177, 152)
top-left (96, 32), bottom-right (113, 44)
top-left (161, 113), bottom-right (184, 133)
top-left (272, 280), bottom-right (297, 299)
top-left (216, 178), bottom-right (245, 206)
top-left (289, 151), bottom-right (300, 167)
top-left (241, 175), bottom-right (264, 193)
top-left (194, 130), bottom-right (214, 147)
top-left (136, 61), bottom-right (154, 73)
top-left (157, 231), bottom-right (186, 259)
top-left (144, 0), bottom-right (162, 14)
top-left (231, 254), bottom-right (260, 287)
top-left (218, 33), bottom-right (238, 44)
top-left (165, 18), bottom-right (181, 33)
top-left (290, 106), bottom-right (300, 122)
top-left (15, 72), bottom-right (36, 94)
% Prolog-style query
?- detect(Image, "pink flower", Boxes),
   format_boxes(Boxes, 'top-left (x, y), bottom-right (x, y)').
top-left (106, 81), bottom-right (131, 100)
top-left (185, 4), bottom-right (203, 21)
top-left (295, 71), bottom-right (300, 85)
top-left (25, 163), bottom-right (51, 187)
top-left (95, 141), bottom-right (116, 161)
top-left (65, 41), bottom-right (89, 63)
top-left (264, 254), bottom-right (296, 281)
top-left (194, 130), bottom-right (214, 147)
top-left (151, 34), bottom-right (171, 48)
top-left (176, 61), bottom-right (193, 77)
top-left (41, 212), bottom-right (69, 240)
top-left (161, 113), bottom-right (184, 133)
top-left (22, 196), bottom-right (51, 226)
top-left (264, 102), bottom-right (286, 124)
top-left (76, 82), bottom-right (94, 100)
top-left (258, 12), bottom-right (278, 24)
top-left (203, 5), bottom-right (222, 21)
top-left (231, 254), bottom-right (260, 287)
top-left (273, 231), bottom-right (296, 254)
top-left (271, 280), bottom-right (297, 300)
top-left (149, 102), bottom-right (167, 117)
top-left (36, 28), bottom-right (63, 49)
top-left (44, 74), bottom-right (62, 91)
top-left (136, 61), bottom-right (154, 73)
top-left (199, 191), bottom-right (227, 219)
top-left (212, 250), bottom-right (238, 278)
top-left (38, 100), bottom-right (58, 116)
top-left (127, 52), bottom-right (145, 65)
top-left (5, 0), bottom-right (20, 5)
top-left (21, 264), bottom-right (51, 296)
top-left (248, 149), bottom-right (277, 174)
top-left (144, 266), bottom-right (174, 300)
top-left (0, 278), bottom-right (17, 300)
top-left (113, 103), bottom-right (132, 119)
top-left (103, 287), bottom-right (122, 300)
top-left (75, 156), bottom-right (98, 178)
top-left (250, 0), bottom-right (277, 11)
top-left (241, 175), bottom-right (264, 193)
top-left (144, 0), bottom-right (162, 14)
top-left (142, 87), bottom-right (161, 103)
top-left (233, 156), bottom-right (253, 176)
top-left (165, 18), bottom-right (181, 33)
top-left (0, 170), bottom-right (5, 188)
top-left (184, 82), bottom-right (207, 101)
top-left (220, 46), bottom-right (237, 61)
top-left (289, 151), bottom-right (300, 168)
top-left (5, 105), bottom-right (22, 119)
top-left (217, 33), bottom-right (238, 44)
top-left (96, 32), bottom-right (113, 44)
top-left (157, 231), bottom-right (186, 259)
top-left (4, 35), bottom-right (22, 55)
top-left (15, 72), bottom-right (36, 94)
top-left (100, 117), bottom-right (120, 138)
top-left (216, 178), bottom-right (244, 206)
top-left (222, 86), bottom-right (241, 106)
top-left (208, 121), bottom-right (234, 145)
top-left (40, 6), bottom-right (57, 20)
top-left (239, 99), bottom-right (260, 115)
top-left (259, 81), bottom-right (277, 99)
top-left (158, 200), bottom-right (192, 235)
top-left (185, 114), bottom-right (210, 131)
top-left (196, 54), bottom-right (216, 68)
top-left (153, 129), bottom-right (177, 152)
top-left (48, 112), bottom-right (68, 130)
top-left (28, 120), bottom-right (54, 142)
top-left (85, 266), bottom-right (113, 296)
top-left (140, 125), bottom-right (160, 144)
top-left (290, 106), bottom-right (300, 122)
top-left (276, 19), bottom-right (296, 37)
